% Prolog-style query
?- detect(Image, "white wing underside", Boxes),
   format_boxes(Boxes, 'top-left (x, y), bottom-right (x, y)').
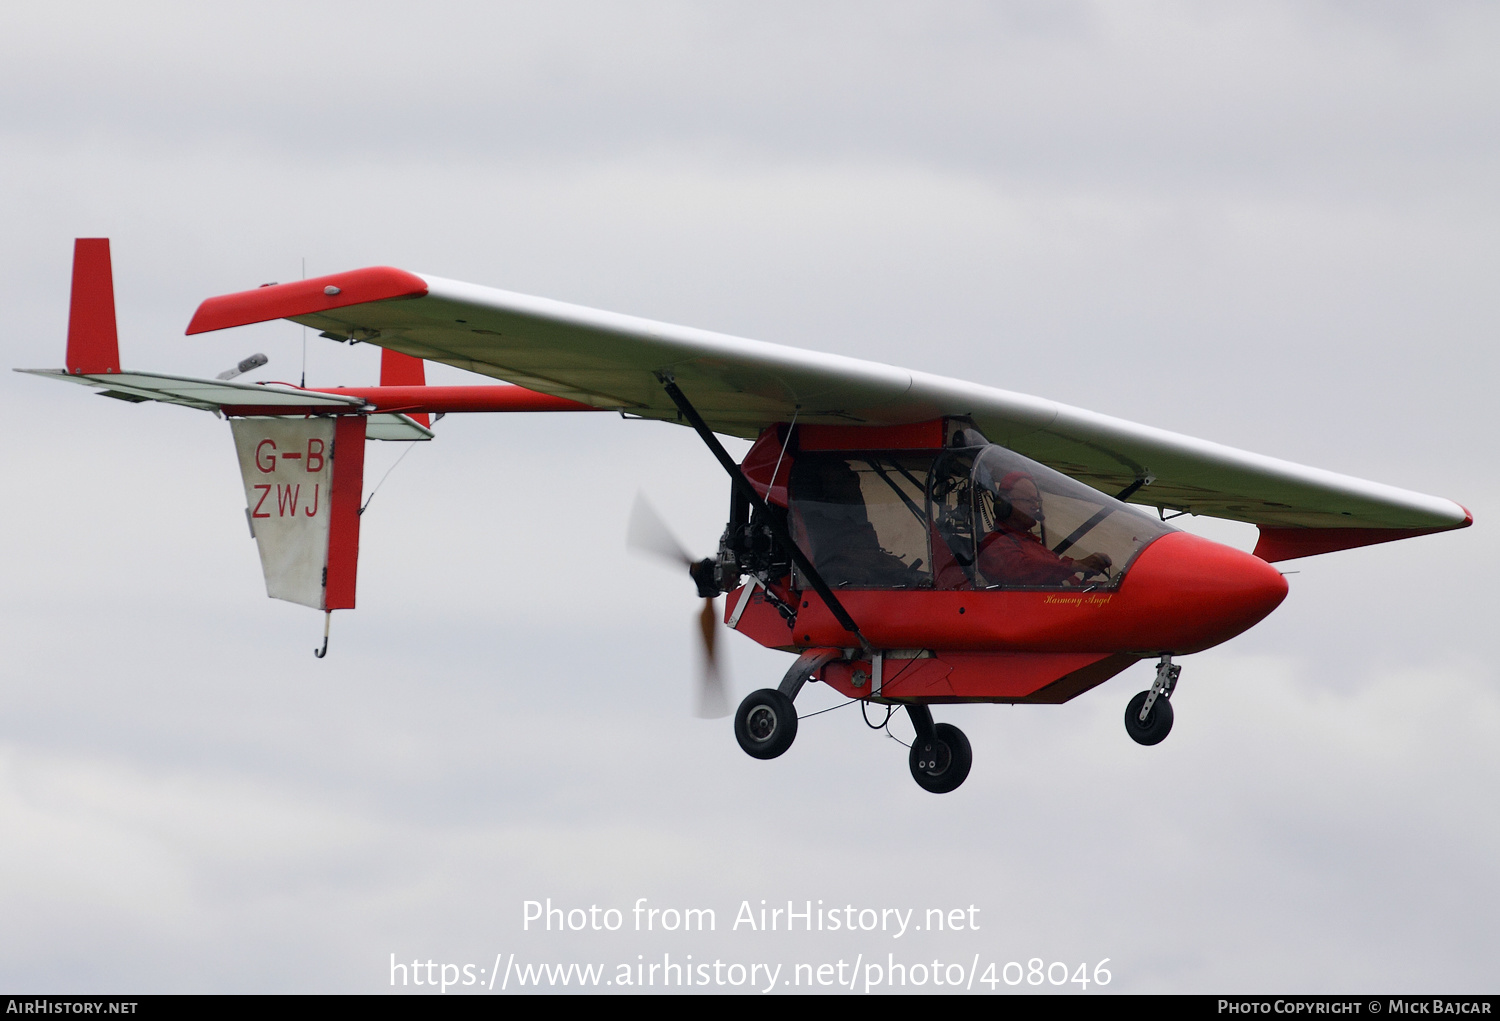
top-left (264, 275), bottom-right (1464, 531)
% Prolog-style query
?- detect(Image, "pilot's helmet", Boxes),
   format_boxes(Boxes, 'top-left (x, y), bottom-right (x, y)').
top-left (972, 445), bottom-right (1031, 495)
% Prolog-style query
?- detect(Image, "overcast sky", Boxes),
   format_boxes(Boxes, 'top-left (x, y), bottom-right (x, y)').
top-left (2, 0), bottom-right (1496, 994)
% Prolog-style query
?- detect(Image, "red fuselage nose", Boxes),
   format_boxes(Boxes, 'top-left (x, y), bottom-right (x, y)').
top-left (1120, 531), bottom-right (1289, 653)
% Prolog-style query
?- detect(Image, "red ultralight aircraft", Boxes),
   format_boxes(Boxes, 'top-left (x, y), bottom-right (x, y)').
top-left (24, 239), bottom-right (1471, 793)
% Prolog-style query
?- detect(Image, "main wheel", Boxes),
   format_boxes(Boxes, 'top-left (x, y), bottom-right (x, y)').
top-left (734, 689), bottom-right (798, 760)
top-left (1124, 690), bottom-right (1174, 746)
top-left (908, 722), bottom-right (972, 794)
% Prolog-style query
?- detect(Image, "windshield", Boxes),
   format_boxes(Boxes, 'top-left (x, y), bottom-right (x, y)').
top-left (784, 438), bottom-right (1174, 591)
top-left (933, 443), bottom-right (1176, 590)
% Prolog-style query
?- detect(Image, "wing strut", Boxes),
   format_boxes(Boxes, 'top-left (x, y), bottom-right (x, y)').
top-left (657, 375), bottom-right (870, 652)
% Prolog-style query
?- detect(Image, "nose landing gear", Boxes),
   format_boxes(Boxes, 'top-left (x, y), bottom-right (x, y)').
top-left (1125, 654), bottom-right (1179, 746)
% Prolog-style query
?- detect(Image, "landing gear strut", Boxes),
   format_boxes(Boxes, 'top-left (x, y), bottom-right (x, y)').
top-left (1124, 654), bottom-right (1179, 746)
top-left (906, 704), bottom-right (972, 794)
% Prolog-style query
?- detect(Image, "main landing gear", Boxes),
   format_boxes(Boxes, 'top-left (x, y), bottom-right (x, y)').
top-left (905, 704), bottom-right (972, 794)
top-left (733, 649), bottom-right (835, 761)
top-left (734, 688), bottom-right (798, 759)
top-left (1124, 654), bottom-right (1179, 746)
top-left (733, 650), bottom-right (972, 793)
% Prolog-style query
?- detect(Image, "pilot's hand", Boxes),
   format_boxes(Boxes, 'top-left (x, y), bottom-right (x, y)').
top-left (1076, 552), bottom-right (1112, 577)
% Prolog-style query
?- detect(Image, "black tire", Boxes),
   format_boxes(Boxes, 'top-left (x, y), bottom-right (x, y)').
top-left (735, 689), bottom-right (798, 760)
top-left (908, 722), bottom-right (972, 794)
top-left (1124, 690), bottom-right (1174, 746)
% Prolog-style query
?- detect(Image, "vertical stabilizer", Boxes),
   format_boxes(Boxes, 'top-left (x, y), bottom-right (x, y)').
top-left (379, 348), bottom-right (429, 427)
top-left (66, 238), bottom-right (121, 374)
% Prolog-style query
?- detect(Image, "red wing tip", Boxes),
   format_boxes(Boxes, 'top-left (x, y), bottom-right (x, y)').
top-left (1253, 515), bottom-right (1473, 563)
top-left (186, 266), bottom-right (428, 335)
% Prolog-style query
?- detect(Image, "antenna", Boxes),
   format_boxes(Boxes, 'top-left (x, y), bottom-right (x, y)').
top-left (300, 256), bottom-right (307, 388)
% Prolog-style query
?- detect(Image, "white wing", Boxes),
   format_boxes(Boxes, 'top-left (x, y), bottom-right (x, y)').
top-left (185, 268), bottom-right (1470, 540)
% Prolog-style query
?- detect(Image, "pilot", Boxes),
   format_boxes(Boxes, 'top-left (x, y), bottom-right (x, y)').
top-left (976, 471), bottom-right (1112, 587)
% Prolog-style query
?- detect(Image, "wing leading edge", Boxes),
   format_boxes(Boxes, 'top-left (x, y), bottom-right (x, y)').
top-left (186, 267), bottom-right (1471, 550)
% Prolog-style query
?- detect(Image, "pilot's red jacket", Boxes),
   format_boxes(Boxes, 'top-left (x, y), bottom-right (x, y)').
top-left (976, 526), bottom-right (1084, 587)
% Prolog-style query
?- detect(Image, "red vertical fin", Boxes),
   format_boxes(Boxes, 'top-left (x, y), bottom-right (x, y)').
top-left (66, 238), bottom-right (121, 374)
top-left (379, 349), bottom-right (429, 427)
top-left (324, 416), bottom-right (368, 610)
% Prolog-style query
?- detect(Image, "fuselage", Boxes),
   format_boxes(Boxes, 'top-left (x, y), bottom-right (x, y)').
top-left (719, 418), bottom-right (1289, 704)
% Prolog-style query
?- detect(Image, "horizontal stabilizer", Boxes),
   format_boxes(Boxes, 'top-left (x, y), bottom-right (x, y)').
top-left (19, 368), bottom-right (364, 412)
top-left (365, 413), bottom-right (435, 441)
top-left (19, 369), bottom-right (439, 441)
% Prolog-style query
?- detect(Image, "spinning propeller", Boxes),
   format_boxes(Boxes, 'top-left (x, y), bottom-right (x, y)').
top-left (627, 494), bottom-right (730, 719)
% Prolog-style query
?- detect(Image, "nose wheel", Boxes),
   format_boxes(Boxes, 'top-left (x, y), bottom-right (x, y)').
top-left (1125, 654), bottom-right (1179, 746)
top-left (906, 705), bottom-right (972, 794)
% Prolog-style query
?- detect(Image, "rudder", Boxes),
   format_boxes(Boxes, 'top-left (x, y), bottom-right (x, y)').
top-left (66, 238), bottom-right (121, 374)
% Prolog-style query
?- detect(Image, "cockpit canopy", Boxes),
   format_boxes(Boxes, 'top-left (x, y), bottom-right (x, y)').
top-left (783, 427), bottom-right (1176, 591)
